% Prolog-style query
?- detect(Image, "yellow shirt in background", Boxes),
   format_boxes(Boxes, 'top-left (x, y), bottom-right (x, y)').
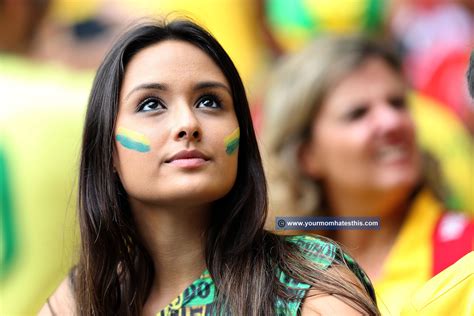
top-left (375, 190), bottom-right (473, 315)
top-left (400, 251), bottom-right (473, 316)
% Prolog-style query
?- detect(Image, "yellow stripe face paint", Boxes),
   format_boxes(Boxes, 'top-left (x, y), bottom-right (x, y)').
top-left (224, 127), bottom-right (240, 155)
top-left (116, 127), bottom-right (150, 153)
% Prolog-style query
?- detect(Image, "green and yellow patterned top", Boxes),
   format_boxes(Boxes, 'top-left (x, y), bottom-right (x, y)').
top-left (156, 235), bottom-right (374, 316)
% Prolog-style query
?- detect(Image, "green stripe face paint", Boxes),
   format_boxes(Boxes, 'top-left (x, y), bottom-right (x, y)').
top-left (116, 127), bottom-right (150, 153)
top-left (224, 127), bottom-right (240, 155)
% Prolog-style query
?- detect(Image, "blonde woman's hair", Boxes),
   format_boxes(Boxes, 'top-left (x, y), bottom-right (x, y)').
top-left (261, 35), bottom-right (405, 222)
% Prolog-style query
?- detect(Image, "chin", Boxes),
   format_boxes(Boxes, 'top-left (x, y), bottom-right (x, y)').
top-left (163, 183), bottom-right (235, 205)
top-left (376, 172), bottom-right (421, 195)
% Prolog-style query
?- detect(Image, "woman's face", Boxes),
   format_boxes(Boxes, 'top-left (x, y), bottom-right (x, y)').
top-left (300, 57), bottom-right (421, 196)
top-left (114, 40), bottom-right (239, 208)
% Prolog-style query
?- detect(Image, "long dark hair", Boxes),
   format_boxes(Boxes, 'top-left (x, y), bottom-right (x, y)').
top-left (76, 19), bottom-right (378, 315)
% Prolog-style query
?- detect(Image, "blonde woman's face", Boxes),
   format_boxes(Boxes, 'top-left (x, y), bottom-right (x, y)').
top-left (113, 40), bottom-right (239, 208)
top-left (300, 58), bottom-right (421, 196)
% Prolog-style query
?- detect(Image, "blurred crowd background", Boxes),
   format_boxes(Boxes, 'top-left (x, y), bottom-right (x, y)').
top-left (0, 0), bottom-right (473, 314)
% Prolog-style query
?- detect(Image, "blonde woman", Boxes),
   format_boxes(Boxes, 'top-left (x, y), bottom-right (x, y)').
top-left (261, 35), bottom-right (473, 315)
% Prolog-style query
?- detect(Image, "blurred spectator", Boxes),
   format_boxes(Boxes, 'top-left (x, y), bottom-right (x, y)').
top-left (0, 0), bottom-right (94, 314)
top-left (254, 0), bottom-right (473, 212)
top-left (0, 0), bottom-right (119, 70)
top-left (261, 35), bottom-right (473, 315)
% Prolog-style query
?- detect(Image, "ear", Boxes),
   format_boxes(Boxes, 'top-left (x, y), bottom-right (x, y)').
top-left (298, 140), bottom-right (323, 179)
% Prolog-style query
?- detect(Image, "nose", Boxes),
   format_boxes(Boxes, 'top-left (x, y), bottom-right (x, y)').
top-left (173, 105), bottom-right (202, 142)
top-left (373, 103), bottom-right (413, 140)
top-left (177, 129), bottom-right (201, 141)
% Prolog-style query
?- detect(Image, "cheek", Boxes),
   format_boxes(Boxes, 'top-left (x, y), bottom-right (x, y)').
top-left (311, 125), bottom-right (373, 183)
top-left (114, 141), bottom-right (154, 189)
top-left (221, 153), bottom-right (239, 189)
top-left (114, 127), bottom-right (154, 182)
top-left (317, 126), bottom-right (369, 162)
top-left (216, 127), bottom-right (240, 185)
top-left (114, 125), bottom-right (158, 166)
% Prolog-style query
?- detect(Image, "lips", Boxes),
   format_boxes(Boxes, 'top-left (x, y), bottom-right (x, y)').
top-left (165, 150), bottom-right (210, 168)
top-left (166, 150), bottom-right (209, 162)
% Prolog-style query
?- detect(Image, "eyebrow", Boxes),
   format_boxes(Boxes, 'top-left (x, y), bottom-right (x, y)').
top-left (124, 81), bottom-right (231, 101)
top-left (195, 81), bottom-right (231, 94)
top-left (124, 83), bottom-right (167, 101)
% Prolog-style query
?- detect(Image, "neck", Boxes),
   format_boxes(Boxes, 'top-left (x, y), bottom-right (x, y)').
top-left (131, 200), bottom-right (209, 294)
top-left (324, 185), bottom-right (413, 280)
top-left (325, 182), bottom-right (412, 217)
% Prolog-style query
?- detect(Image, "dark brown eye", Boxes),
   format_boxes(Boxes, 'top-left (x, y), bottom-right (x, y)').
top-left (138, 97), bottom-right (165, 112)
top-left (196, 95), bottom-right (222, 109)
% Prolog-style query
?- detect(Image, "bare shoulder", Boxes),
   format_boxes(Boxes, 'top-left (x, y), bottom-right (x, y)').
top-left (38, 277), bottom-right (76, 315)
top-left (300, 264), bottom-right (370, 316)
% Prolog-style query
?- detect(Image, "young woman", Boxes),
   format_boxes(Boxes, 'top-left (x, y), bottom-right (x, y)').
top-left (261, 35), bottom-right (473, 315)
top-left (39, 20), bottom-right (379, 315)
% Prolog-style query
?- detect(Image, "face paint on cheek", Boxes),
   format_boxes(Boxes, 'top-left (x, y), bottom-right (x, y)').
top-left (224, 127), bottom-right (240, 155)
top-left (116, 127), bottom-right (150, 153)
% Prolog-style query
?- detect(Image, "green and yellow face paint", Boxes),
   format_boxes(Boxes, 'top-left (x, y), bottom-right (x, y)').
top-left (224, 127), bottom-right (240, 155)
top-left (116, 127), bottom-right (150, 153)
